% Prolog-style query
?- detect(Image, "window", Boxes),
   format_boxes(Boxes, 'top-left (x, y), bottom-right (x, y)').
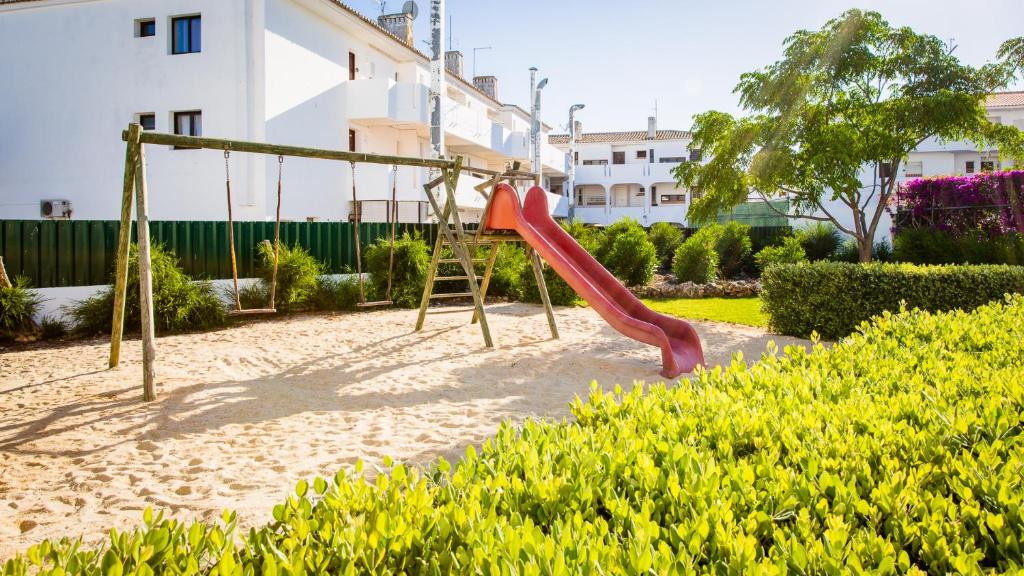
top-left (636, 150), bottom-right (647, 159)
top-left (649, 149), bottom-right (655, 164)
top-left (690, 188), bottom-right (703, 200)
top-left (659, 157), bottom-right (685, 163)
top-left (905, 161), bottom-right (923, 178)
top-left (689, 149), bottom-right (702, 162)
top-left (661, 194), bottom-right (686, 205)
top-left (136, 18), bottom-right (156, 38)
top-left (879, 163), bottom-right (893, 179)
top-left (965, 161), bottom-right (975, 174)
top-left (582, 159), bottom-right (607, 166)
top-left (651, 185), bottom-right (657, 206)
top-left (137, 113), bottom-right (156, 131)
top-left (349, 129), bottom-right (357, 152)
top-left (173, 111), bottom-right (201, 148)
top-left (349, 52), bottom-right (356, 80)
top-left (612, 151), bottom-right (625, 165)
top-left (981, 161), bottom-right (995, 172)
top-left (574, 151), bottom-right (578, 165)
top-left (171, 15), bottom-right (201, 54)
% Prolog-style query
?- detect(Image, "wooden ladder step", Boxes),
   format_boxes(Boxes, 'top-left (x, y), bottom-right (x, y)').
top-left (426, 306), bottom-right (476, 315)
top-left (438, 258), bottom-right (486, 264)
top-left (434, 275), bottom-right (469, 281)
top-left (429, 292), bottom-right (473, 299)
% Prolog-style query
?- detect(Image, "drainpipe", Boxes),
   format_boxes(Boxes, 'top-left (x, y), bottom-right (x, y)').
top-left (567, 104), bottom-right (585, 221)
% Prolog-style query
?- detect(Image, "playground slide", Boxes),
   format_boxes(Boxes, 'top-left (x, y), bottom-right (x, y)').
top-left (484, 184), bottom-right (705, 377)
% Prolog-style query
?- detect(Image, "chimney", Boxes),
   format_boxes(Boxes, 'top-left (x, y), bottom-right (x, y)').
top-left (445, 51), bottom-right (464, 78)
top-left (573, 120), bottom-right (582, 136)
top-left (473, 75), bottom-right (498, 100)
top-left (377, 13), bottom-right (413, 45)
top-left (647, 116), bottom-right (657, 140)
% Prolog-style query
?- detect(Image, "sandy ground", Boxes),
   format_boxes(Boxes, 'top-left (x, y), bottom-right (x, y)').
top-left (0, 303), bottom-right (811, 559)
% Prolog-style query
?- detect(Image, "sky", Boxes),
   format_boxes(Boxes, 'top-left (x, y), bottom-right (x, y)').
top-left (345, 0), bottom-right (1023, 134)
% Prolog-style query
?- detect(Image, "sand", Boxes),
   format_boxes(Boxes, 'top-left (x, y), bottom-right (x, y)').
top-left (0, 303), bottom-right (811, 559)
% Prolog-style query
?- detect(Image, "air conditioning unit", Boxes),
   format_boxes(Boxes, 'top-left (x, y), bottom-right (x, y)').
top-left (41, 200), bottom-right (73, 219)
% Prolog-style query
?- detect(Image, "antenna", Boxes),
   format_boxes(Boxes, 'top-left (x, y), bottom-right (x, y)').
top-left (402, 0), bottom-right (419, 19)
top-left (374, 0), bottom-right (387, 15)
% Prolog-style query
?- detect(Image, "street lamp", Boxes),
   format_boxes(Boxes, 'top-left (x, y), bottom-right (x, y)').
top-left (532, 76), bottom-right (548, 178)
top-left (567, 103), bottom-right (585, 220)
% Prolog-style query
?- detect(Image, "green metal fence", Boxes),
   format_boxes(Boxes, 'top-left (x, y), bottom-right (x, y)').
top-left (1, 220), bottom-right (440, 288)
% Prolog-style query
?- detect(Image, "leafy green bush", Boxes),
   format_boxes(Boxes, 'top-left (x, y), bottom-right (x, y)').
top-left (10, 297), bottom-right (1024, 574)
top-left (306, 276), bottom-right (360, 312)
top-left (562, 218), bottom-right (603, 256)
top-left (39, 315), bottom-right (68, 340)
top-left (761, 261), bottom-right (1024, 339)
top-left (832, 239), bottom-right (894, 263)
top-left (520, 259), bottom-right (578, 306)
top-left (69, 244), bottom-right (226, 335)
top-left (754, 236), bottom-right (807, 271)
top-left (794, 222), bottom-right (841, 261)
top-left (647, 222), bottom-right (683, 270)
top-left (364, 232), bottom-right (429, 308)
top-left (672, 227), bottom-right (719, 284)
top-left (486, 244), bottom-right (529, 300)
top-left (605, 226), bottom-right (657, 286)
top-left (894, 228), bottom-right (1024, 265)
top-left (257, 242), bottom-right (323, 312)
top-left (715, 222), bottom-right (752, 279)
top-left (0, 277), bottom-right (41, 339)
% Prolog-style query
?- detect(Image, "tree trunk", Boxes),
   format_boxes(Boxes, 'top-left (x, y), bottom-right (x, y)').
top-left (858, 237), bottom-right (873, 263)
top-left (0, 256), bottom-right (11, 289)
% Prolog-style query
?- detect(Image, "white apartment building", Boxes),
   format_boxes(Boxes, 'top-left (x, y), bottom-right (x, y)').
top-left (549, 118), bottom-right (698, 227)
top-left (0, 0), bottom-right (566, 224)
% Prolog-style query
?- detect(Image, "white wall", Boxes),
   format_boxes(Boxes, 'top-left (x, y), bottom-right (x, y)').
top-left (0, 0), bottom-right (261, 221)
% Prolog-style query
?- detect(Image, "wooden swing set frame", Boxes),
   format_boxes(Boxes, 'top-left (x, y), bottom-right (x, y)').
top-left (109, 124), bottom-right (558, 401)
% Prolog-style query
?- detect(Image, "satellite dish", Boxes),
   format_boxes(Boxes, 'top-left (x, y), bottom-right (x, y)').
top-left (402, 0), bottom-right (419, 20)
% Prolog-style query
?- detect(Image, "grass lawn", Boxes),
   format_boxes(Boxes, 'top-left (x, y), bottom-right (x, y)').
top-left (641, 297), bottom-right (767, 327)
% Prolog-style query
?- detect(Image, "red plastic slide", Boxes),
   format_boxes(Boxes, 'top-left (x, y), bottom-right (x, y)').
top-left (484, 184), bottom-right (705, 377)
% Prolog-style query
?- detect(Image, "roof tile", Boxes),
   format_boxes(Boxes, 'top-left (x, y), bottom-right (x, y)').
top-left (549, 130), bottom-right (690, 145)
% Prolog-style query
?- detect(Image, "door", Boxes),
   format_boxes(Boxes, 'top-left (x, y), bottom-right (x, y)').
top-left (348, 51), bottom-right (356, 81)
top-left (612, 151), bottom-right (625, 165)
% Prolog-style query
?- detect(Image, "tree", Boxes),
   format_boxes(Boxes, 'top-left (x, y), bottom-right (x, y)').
top-left (675, 10), bottom-right (1024, 261)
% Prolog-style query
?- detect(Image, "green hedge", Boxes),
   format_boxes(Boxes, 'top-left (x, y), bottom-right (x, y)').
top-left (7, 297), bottom-right (1024, 573)
top-left (761, 261), bottom-right (1024, 339)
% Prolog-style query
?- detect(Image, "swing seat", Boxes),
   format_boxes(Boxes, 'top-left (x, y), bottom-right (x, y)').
top-left (356, 300), bottom-right (393, 308)
top-left (229, 308), bottom-right (277, 316)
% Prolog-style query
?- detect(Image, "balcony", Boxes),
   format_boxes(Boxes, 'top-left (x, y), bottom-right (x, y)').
top-left (347, 79), bottom-right (429, 126)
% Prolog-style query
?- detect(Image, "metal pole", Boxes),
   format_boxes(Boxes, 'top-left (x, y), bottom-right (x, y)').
top-left (532, 78), bottom-right (547, 180)
top-left (429, 0), bottom-right (446, 160)
top-left (567, 104), bottom-right (585, 221)
top-left (529, 67), bottom-right (537, 171)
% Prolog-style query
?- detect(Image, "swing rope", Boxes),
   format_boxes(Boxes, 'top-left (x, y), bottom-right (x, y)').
top-left (351, 161), bottom-right (397, 307)
top-left (225, 150), bottom-right (282, 315)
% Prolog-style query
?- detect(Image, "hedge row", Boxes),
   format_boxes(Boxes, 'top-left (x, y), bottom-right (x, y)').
top-left (7, 296), bottom-right (1024, 574)
top-left (761, 261), bottom-right (1024, 339)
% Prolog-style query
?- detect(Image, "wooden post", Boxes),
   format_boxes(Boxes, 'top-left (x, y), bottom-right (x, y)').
top-left (1005, 175), bottom-right (1024, 235)
top-left (109, 124), bottom-right (140, 368)
top-left (134, 137), bottom-right (157, 401)
top-left (471, 242), bottom-right (500, 325)
top-left (0, 257), bottom-right (11, 289)
top-left (526, 246), bottom-right (559, 339)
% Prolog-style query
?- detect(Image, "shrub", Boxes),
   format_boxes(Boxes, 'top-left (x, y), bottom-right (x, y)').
top-left (647, 222), bottom-right (683, 270)
top-left (605, 226), bottom-right (657, 286)
top-left (832, 238), bottom-right (896, 263)
top-left (520, 259), bottom-right (578, 306)
top-left (594, 218), bottom-right (639, 263)
top-left (761, 261), bottom-right (1024, 339)
top-left (40, 315), bottom-right (69, 340)
top-left (486, 244), bottom-right (529, 300)
top-left (795, 222), bottom-right (841, 261)
top-left (714, 222), bottom-right (752, 279)
top-left (754, 236), bottom-right (806, 271)
top-left (894, 228), bottom-right (1024, 265)
top-left (69, 244), bottom-right (226, 335)
top-left (10, 297), bottom-right (1024, 574)
top-left (306, 276), bottom-right (360, 312)
top-left (0, 277), bottom-right (41, 339)
top-left (672, 228), bottom-right (719, 284)
top-left (256, 242), bottom-right (323, 312)
top-left (364, 231), bottom-right (429, 308)
top-left (562, 218), bottom-right (603, 256)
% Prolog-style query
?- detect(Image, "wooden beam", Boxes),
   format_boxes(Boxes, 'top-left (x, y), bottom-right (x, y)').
top-left (526, 246), bottom-right (559, 339)
top-left (123, 130), bottom-right (452, 169)
top-left (0, 257), bottom-right (10, 289)
top-left (109, 124), bottom-right (140, 368)
top-left (134, 139), bottom-right (157, 401)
